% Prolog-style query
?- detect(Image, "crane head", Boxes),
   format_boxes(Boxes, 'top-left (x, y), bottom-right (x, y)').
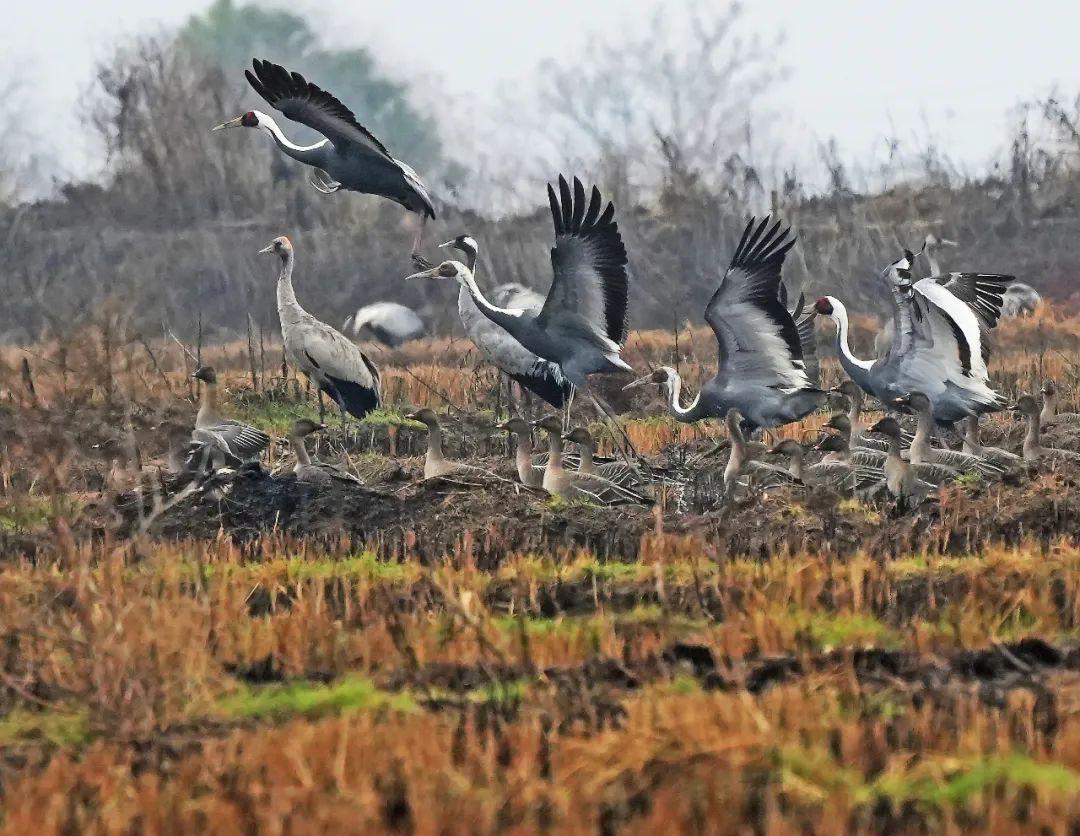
top-left (882, 252), bottom-right (915, 292)
top-left (258, 236), bottom-right (293, 259)
top-left (813, 296), bottom-right (835, 316)
top-left (440, 235), bottom-right (479, 260)
top-left (211, 111), bottom-right (261, 132)
top-left (404, 260), bottom-right (468, 284)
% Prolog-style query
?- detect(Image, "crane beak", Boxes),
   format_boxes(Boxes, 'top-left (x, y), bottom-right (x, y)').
top-left (622, 374), bottom-right (654, 391)
top-left (257, 243), bottom-right (275, 255)
top-left (438, 240), bottom-right (455, 248)
top-left (405, 266), bottom-right (439, 281)
top-left (941, 238), bottom-right (958, 247)
top-left (211, 116), bottom-right (244, 132)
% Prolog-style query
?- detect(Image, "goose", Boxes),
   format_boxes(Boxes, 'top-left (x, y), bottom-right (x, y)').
top-left (895, 392), bottom-right (1005, 478)
top-left (1039, 380), bottom-right (1080, 426)
top-left (283, 419), bottom-right (362, 484)
top-left (405, 409), bottom-right (473, 479)
top-left (817, 417), bottom-right (888, 468)
top-left (767, 438), bottom-right (882, 494)
top-left (960, 415), bottom-right (1021, 468)
top-left (189, 366), bottom-right (270, 469)
top-left (531, 416), bottom-right (650, 505)
top-left (1011, 395), bottom-right (1080, 464)
top-left (866, 417), bottom-right (942, 511)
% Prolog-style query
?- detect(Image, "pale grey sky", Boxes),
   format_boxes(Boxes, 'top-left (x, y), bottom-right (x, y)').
top-left (9, 0), bottom-right (1080, 187)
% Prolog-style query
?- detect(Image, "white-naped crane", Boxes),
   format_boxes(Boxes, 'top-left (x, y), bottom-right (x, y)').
top-left (623, 217), bottom-right (825, 433)
top-left (815, 249), bottom-right (1010, 426)
top-left (893, 391), bottom-right (1005, 477)
top-left (1011, 394), bottom-right (1080, 463)
top-left (213, 59), bottom-right (435, 261)
top-left (262, 236), bottom-right (381, 422)
top-left (280, 419), bottom-right (363, 484)
top-left (343, 302), bottom-right (424, 347)
top-left (407, 177), bottom-right (632, 445)
top-left (422, 234), bottom-right (572, 408)
top-left (189, 366), bottom-right (270, 469)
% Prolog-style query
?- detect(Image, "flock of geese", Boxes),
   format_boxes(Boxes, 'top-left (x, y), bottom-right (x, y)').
top-left (170, 57), bottom-right (1078, 515)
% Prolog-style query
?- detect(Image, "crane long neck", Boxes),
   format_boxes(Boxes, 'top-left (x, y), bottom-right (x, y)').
top-left (260, 117), bottom-right (327, 167)
top-left (276, 253), bottom-right (305, 325)
top-left (926, 251), bottom-right (941, 275)
top-left (457, 270), bottom-right (523, 335)
top-left (196, 381), bottom-right (220, 428)
top-left (664, 373), bottom-right (706, 423)
top-left (291, 433), bottom-right (312, 468)
top-left (830, 305), bottom-right (875, 390)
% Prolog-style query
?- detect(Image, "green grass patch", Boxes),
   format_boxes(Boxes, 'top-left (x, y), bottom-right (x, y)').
top-left (0, 497), bottom-right (82, 533)
top-left (0, 708), bottom-right (90, 747)
top-left (789, 609), bottom-right (898, 650)
top-left (219, 676), bottom-right (417, 721)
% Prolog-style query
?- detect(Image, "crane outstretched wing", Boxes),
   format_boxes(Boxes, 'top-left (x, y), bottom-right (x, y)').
top-left (246, 59), bottom-right (395, 162)
top-left (536, 176), bottom-right (629, 349)
top-left (704, 217), bottom-right (809, 389)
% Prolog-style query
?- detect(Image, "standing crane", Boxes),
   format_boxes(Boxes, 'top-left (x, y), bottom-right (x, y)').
top-left (213, 59), bottom-right (435, 262)
top-left (430, 234), bottom-right (571, 408)
top-left (623, 217), bottom-right (825, 432)
top-left (263, 236), bottom-right (381, 423)
top-left (407, 176), bottom-right (632, 444)
top-left (815, 249), bottom-right (1009, 426)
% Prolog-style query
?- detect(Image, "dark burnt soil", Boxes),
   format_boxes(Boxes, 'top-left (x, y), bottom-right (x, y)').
top-left (384, 637), bottom-right (1076, 723)
top-left (74, 458), bottom-right (1080, 564)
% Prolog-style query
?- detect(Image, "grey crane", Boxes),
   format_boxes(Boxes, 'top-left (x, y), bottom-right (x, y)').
top-left (263, 236), bottom-right (381, 422)
top-left (213, 59), bottom-right (435, 261)
top-left (893, 391), bottom-right (1005, 477)
top-left (282, 419), bottom-right (363, 484)
top-left (189, 366), bottom-right (270, 469)
top-left (1011, 394), bottom-right (1080, 464)
top-left (343, 302), bottom-right (424, 347)
top-left (815, 250), bottom-right (1009, 426)
top-left (432, 234), bottom-right (571, 408)
top-left (623, 217), bottom-right (825, 432)
top-left (407, 178), bottom-right (633, 445)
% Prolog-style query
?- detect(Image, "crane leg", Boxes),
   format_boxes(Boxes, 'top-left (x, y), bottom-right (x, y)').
top-left (583, 385), bottom-right (639, 462)
top-left (410, 216), bottom-right (428, 266)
